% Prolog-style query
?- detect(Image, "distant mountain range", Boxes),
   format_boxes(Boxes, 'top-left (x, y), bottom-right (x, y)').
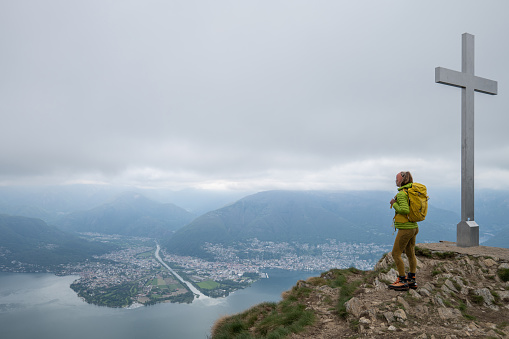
top-left (0, 185), bottom-right (250, 222)
top-left (55, 192), bottom-right (196, 238)
top-left (0, 214), bottom-right (115, 267)
top-left (163, 190), bottom-right (461, 258)
top-left (1, 187), bottom-right (508, 268)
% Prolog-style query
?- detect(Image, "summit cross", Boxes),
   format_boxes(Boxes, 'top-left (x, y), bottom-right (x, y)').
top-left (435, 33), bottom-right (498, 247)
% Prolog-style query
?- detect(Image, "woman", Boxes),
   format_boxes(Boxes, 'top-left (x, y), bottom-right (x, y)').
top-left (389, 171), bottom-right (419, 291)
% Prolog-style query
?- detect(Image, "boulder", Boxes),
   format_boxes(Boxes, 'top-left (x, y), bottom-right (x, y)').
top-left (437, 307), bottom-right (461, 320)
top-left (345, 297), bottom-right (364, 317)
top-left (474, 288), bottom-right (499, 311)
top-left (394, 308), bottom-right (407, 322)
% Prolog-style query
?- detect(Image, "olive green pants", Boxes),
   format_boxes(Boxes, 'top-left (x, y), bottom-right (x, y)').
top-left (391, 228), bottom-right (419, 277)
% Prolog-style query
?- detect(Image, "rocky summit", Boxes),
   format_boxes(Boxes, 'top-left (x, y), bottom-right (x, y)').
top-left (211, 242), bottom-right (509, 338)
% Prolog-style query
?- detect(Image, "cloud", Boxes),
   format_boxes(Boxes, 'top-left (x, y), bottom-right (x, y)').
top-left (0, 1), bottom-right (508, 191)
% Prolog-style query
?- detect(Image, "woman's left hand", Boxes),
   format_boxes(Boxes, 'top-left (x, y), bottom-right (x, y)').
top-left (390, 198), bottom-right (396, 208)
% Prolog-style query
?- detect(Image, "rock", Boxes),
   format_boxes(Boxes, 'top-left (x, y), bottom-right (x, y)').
top-left (442, 283), bottom-right (453, 294)
top-left (452, 276), bottom-right (465, 286)
top-left (460, 286), bottom-right (470, 296)
top-left (388, 325), bottom-right (397, 331)
top-left (499, 290), bottom-right (509, 301)
top-left (378, 268), bottom-right (398, 285)
top-left (419, 288), bottom-right (431, 297)
top-left (437, 307), bottom-right (461, 320)
top-left (409, 289), bottom-right (421, 298)
top-left (384, 311), bottom-right (395, 323)
top-left (374, 252), bottom-right (395, 271)
top-left (486, 330), bottom-right (499, 338)
top-left (394, 308), bottom-right (407, 322)
top-left (445, 279), bottom-right (459, 293)
top-left (373, 277), bottom-right (386, 291)
top-left (414, 305), bottom-right (429, 318)
top-left (416, 334), bottom-right (427, 339)
top-left (499, 263), bottom-right (509, 269)
top-left (397, 296), bottom-right (410, 310)
top-left (486, 322), bottom-right (497, 329)
top-left (345, 297), bottom-right (364, 317)
top-left (484, 258), bottom-right (497, 267)
top-left (468, 322), bottom-right (479, 330)
top-left (362, 308), bottom-right (378, 322)
top-left (474, 288), bottom-right (499, 310)
top-left (359, 317), bottom-right (371, 324)
top-left (433, 295), bottom-right (445, 307)
top-left (296, 280), bottom-right (309, 288)
top-left (423, 282), bottom-right (435, 291)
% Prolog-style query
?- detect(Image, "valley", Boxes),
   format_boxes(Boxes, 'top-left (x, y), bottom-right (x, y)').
top-left (18, 233), bottom-right (391, 308)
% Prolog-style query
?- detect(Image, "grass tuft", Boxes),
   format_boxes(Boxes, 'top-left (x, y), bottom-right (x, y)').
top-left (415, 246), bottom-right (433, 258)
top-left (497, 268), bottom-right (509, 282)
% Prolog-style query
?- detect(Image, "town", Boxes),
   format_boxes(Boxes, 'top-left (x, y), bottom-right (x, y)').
top-left (2, 234), bottom-right (391, 307)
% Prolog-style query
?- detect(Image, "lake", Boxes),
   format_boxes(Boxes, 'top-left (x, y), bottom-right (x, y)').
top-left (0, 269), bottom-right (319, 339)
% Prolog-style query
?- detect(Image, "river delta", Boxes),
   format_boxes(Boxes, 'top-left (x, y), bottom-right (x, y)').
top-left (1, 234), bottom-right (391, 308)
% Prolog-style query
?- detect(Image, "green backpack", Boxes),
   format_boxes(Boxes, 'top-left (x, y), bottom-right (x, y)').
top-left (403, 183), bottom-right (429, 222)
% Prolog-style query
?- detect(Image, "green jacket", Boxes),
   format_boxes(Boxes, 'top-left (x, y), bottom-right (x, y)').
top-left (393, 183), bottom-right (419, 230)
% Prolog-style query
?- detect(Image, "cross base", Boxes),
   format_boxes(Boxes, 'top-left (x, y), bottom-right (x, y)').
top-left (457, 220), bottom-right (479, 247)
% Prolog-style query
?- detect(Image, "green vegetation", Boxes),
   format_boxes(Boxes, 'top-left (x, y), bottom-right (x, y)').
top-left (136, 250), bottom-right (154, 259)
top-left (415, 247), bottom-right (456, 260)
top-left (242, 272), bottom-right (261, 279)
top-left (434, 251), bottom-right (456, 259)
top-left (211, 298), bottom-right (314, 338)
top-left (145, 273), bottom-right (193, 304)
top-left (173, 268), bottom-right (255, 298)
top-left (469, 290), bottom-right (484, 305)
top-left (497, 268), bottom-right (509, 282)
top-left (198, 279), bottom-right (252, 298)
top-left (71, 281), bottom-right (139, 308)
top-left (197, 280), bottom-right (220, 290)
top-left (211, 267), bottom-right (367, 338)
top-left (498, 321), bottom-right (509, 330)
top-left (414, 246), bottom-right (433, 258)
top-left (327, 268), bottom-right (363, 319)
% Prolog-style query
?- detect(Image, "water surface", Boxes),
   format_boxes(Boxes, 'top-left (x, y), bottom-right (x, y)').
top-left (0, 270), bottom-right (318, 339)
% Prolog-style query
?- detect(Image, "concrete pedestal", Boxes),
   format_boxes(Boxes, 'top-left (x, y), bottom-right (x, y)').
top-left (457, 220), bottom-right (479, 247)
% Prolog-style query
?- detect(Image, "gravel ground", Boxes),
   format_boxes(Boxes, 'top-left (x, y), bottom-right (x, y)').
top-left (418, 241), bottom-right (509, 261)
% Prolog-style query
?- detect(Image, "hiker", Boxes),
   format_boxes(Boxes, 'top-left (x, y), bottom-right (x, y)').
top-left (388, 171), bottom-right (419, 291)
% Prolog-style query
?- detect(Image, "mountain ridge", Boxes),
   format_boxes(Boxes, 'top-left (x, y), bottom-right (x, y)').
top-left (211, 242), bottom-right (509, 338)
top-left (0, 214), bottom-right (115, 268)
top-left (55, 192), bottom-right (196, 238)
top-left (163, 190), bottom-right (460, 258)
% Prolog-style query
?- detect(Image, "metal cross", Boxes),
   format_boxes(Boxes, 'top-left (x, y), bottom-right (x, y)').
top-left (435, 33), bottom-right (498, 247)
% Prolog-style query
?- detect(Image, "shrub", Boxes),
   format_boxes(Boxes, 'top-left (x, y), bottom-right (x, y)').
top-left (415, 246), bottom-right (433, 258)
top-left (497, 268), bottom-right (509, 282)
top-left (470, 294), bottom-right (484, 305)
top-left (435, 251), bottom-right (456, 259)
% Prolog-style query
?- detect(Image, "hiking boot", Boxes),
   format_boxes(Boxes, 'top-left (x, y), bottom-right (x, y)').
top-left (407, 274), bottom-right (417, 290)
top-left (388, 276), bottom-right (409, 291)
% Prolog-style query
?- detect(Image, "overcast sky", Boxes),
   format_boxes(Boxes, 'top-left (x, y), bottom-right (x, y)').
top-left (1, 1), bottom-right (508, 192)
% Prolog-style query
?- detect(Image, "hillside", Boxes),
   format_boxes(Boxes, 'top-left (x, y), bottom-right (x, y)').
top-left (164, 190), bottom-right (459, 258)
top-left (0, 214), bottom-right (115, 268)
top-left (56, 192), bottom-right (195, 238)
top-left (211, 242), bottom-right (509, 338)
